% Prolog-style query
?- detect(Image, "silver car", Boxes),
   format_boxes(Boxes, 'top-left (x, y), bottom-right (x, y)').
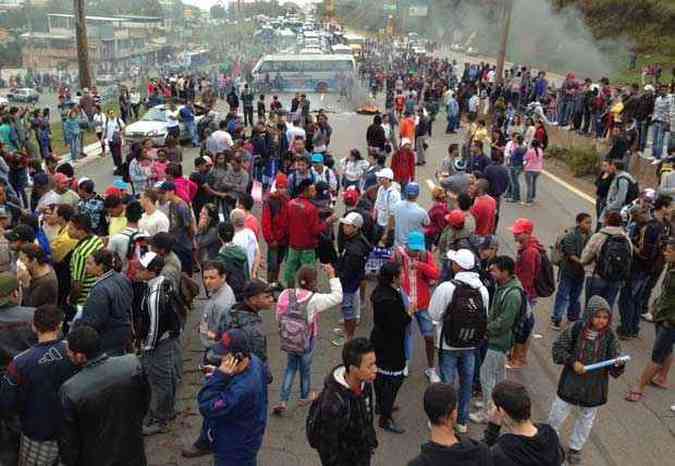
top-left (124, 104), bottom-right (214, 146)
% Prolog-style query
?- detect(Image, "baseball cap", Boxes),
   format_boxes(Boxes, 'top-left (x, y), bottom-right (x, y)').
top-left (112, 179), bottom-right (130, 191)
top-left (4, 224), bottom-right (36, 242)
top-left (376, 168), bottom-right (394, 180)
top-left (340, 212), bottom-right (363, 228)
top-left (202, 155), bottom-right (214, 166)
top-left (139, 251), bottom-right (158, 269)
top-left (159, 181), bottom-right (176, 192)
top-left (0, 273), bottom-right (19, 299)
top-left (447, 249), bottom-right (476, 270)
top-left (0, 206), bottom-right (8, 218)
top-left (404, 182), bottom-right (420, 199)
top-left (510, 218), bottom-right (534, 235)
top-left (407, 231), bottom-right (426, 252)
top-left (275, 172), bottom-right (289, 189)
top-left (445, 209), bottom-right (466, 229)
top-left (343, 187), bottom-right (359, 207)
top-left (311, 153), bottom-right (324, 164)
top-left (211, 328), bottom-right (251, 357)
top-left (241, 280), bottom-right (273, 300)
top-left (77, 177), bottom-right (92, 187)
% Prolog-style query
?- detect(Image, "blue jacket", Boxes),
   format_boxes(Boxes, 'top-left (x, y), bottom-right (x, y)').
top-left (446, 99), bottom-right (459, 118)
top-left (198, 355), bottom-right (268, 466)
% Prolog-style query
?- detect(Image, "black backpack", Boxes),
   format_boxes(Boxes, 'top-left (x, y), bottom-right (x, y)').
top-left (306, 389), bottom-right (350, 450)
top-left (595, 233), bottom-right (632, 281)
top-left (533, 250), bottom-right (556, 298)
top-left (618, 174), bottom-right (640, 206)
top-left (441, 280), bottom-right (486, 348)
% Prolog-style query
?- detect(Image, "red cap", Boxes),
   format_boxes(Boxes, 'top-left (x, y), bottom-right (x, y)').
top-left (343, 187), bottom-right (360, 207)
top-left (104, 187), bottom-right (122, 199)
top-left (445, 209), bottom-right (465, 229)
top-left (275, 173), bottom-right (289, 189)
top-left (510, 218), bottom-right (534, 235)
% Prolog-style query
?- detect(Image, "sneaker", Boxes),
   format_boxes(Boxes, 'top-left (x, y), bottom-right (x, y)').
top-left (403, 364), bottom-right (409, 377)
top-left (641, 312), bottom-right (654, 322)
top-left (330, 335), bottom-right (345, 346)
top-left (469, 411), bottom-right (488, 424)
top-left (379, 418), bottom-right (406, 434)
top-left (551, 320), bottom-right (561, 331)
top-left (652, 158), bottom-right (662, 165)
top-left (272, 403), bottom-right (287, 415)
top-left (424, 367), bottom-right (441, 383)
top-left (473, 399), bottom-right (484, 409)
top-left (567, 449), bottom-right (582, 464)
top-left (455, 424), bottom-right (468, 434)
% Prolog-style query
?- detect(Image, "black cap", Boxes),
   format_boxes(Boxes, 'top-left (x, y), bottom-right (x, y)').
top-left (241, 280), bottom-right (273, 300)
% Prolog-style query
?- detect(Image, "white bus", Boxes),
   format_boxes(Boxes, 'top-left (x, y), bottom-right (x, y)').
top-left (252, 54), bottom-right (356, 93)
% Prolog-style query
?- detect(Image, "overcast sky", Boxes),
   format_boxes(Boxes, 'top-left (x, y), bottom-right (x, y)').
top-left (182, 0), bottom-right (319, 10)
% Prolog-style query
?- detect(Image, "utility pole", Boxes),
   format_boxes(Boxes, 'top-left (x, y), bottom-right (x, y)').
top-left (74, 0), bottom-right (92, 89)
top-left (496, 0), bottom-right (513, 85)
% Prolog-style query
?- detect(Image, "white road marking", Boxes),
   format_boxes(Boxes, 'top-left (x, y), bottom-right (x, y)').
top-left (541, 170), bottom-right (596, 205)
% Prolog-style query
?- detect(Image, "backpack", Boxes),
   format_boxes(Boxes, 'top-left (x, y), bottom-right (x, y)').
top-left (594, 233), bottom-right (632, 281)
top-left (533, 250), bottom-right (556, 297)
top-left (306, 389), bottom-right (350, 450)
top-left (507, 287), bottom-right (529, 338)
top-left (441, 280), bottom-right (487, 348)
top-left (550, 228), bottom-right (572, 267)
top-left (279, 289), bottom-right (314, 354)
top-left (618, 174), bottom-right (639, 206)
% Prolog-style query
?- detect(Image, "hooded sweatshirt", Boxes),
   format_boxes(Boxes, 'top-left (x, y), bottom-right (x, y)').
top-left (407, 438), bottom-right (492, 466)
top-left (515, 236), bottom-right (544, 300)
top-left (552, 295), bottom-right (624, 407)
top-left (484, 422), bottom-right (564, 466)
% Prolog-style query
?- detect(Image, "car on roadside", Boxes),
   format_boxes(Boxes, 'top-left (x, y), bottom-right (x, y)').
top-left (123, 103), bottom-right (215, 146)
top-left (6, 88), bottom-right (40, 104)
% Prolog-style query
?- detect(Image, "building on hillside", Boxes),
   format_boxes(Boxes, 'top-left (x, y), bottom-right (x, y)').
top-left (21, 13), bottom-right (174, 74)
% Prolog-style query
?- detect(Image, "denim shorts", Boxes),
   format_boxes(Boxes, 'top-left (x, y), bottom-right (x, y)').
top-left (413, 310), bottom-right (435, 337)
top-left (341, 291), bottom-right (361, 321)
top-left (651, 323), bottom-right (675, 364)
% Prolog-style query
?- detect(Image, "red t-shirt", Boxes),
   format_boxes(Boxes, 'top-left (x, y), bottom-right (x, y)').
top-left (471, 195), bottom-right (497, 236)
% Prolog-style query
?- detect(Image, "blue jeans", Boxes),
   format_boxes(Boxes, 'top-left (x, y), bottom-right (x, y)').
top-left (585, 275), bottom-right (621, 313)
top-left (559, 99), bottom-right (574, 126)
top-left (618, 271), bottom-right (650, 336)
top-left (404, 310), bottom-right (434, 361)
top-left (438, 349), bottom-right (475, 425)
top-left (508, 166), bottom-right (522, 201)
top-left (652, 120), bottom-right (668, 159)
top-left (446, 115), bottom-right (459, 132)
top-left (525, 171), bottom-right (539, 203)
top-left (280, 350), bottom-right (313, 402)
top-left (69, 133), bottom-right (81, 161)
top-left (552, 273), bottom-right (584, 323)
top-left (594, 113), bottom-right (605, 138)
top-left (185, 120), bottom-right (199, 146)
top-left (639, 120), bottom-right (650, 152)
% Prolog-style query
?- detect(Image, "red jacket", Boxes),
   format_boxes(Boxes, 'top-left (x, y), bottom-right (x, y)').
top-left (471, 194), bottom-right (497, 236)
top-left (516, 236), bottom-right (544, 300)
top-left (393, 247), bottom-right (440, 310)
top-left (391, 148), bottom-right (415, 185)
top-left (287, 196), bottom-right (327, 250)
top-left (425, 201), bottom-right (449, 240)
top-left (262, 192), bottom-right (289, 246)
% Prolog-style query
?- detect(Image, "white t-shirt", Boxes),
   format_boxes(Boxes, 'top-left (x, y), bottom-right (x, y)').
top-left (233, 228), bottom-right (258, 277)
top-left (103, 117), bottom-right (125, 143)
top-left (139, 209), bottom-right (170, 237)
top-left (375, 185), bottom-right (401, 227)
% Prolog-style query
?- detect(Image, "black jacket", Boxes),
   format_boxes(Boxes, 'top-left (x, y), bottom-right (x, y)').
top-left (370, 285), bottom-right (411, 372)
top-left (483, 422), bottom-right (564, 466)
top-left (336, 233), bottom-right (372, 293)
top-left (59, 354), bottom-right (151, 466)
top-left (317, 366), bottom-right (378, 466)
top-left (366, 123), bottom-right (386, 150)
top-left (408, 439), bottom-right (492, 466)
top-left (79, 271), bottom-right (133, 355)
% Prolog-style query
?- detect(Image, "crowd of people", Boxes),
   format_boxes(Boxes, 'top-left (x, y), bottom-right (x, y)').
top-left (0, 38), bottom-right (674, 466)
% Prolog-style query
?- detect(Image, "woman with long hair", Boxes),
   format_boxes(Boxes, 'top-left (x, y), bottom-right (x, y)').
top-left (524, 139), bottom-right (544, 205)
top-left (273, 264), bottom-right (343, 415)
top-left (196, 203), bottom-right (221, 265)
top-left (370, 262), bottom-right (411, 434)
top-left (340, 148), bottom-right (370, 190)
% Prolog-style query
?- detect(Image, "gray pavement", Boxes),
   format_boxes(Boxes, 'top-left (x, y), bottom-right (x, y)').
top-left (71, 93), bottom-right (675, 466)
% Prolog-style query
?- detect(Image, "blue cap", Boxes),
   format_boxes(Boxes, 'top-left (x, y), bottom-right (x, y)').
top-left (112, 179), bottom-right (130, 190)
top-left (311, 153), bottom-right (324, 164)
top-left (405, 182), bottom-right (420, 199)
top-left (407, 231), bottom-right (426, 251)
top-left (211, 329), bottom-right (251, 357)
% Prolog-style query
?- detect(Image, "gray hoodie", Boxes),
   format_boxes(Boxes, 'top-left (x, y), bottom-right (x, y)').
top-left (601, 170), bottom-right (634, 219)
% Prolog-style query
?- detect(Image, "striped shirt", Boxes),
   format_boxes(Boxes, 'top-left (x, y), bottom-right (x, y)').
top-left (70, 235), bottom-right (104, 305)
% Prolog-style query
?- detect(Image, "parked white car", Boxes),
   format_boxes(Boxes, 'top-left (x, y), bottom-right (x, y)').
top-left (124, 103), bottom-right (214, 146)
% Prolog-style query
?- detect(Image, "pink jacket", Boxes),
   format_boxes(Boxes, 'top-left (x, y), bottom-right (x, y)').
top-left (524, 148), bottom-right (544, 172)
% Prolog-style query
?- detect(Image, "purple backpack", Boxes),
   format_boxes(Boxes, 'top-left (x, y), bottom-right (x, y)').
top-left (279, 290), bottom-right (314, 354)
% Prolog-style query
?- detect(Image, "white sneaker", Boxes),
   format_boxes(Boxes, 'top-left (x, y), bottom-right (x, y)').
top-left (424, 368), bottom-right (441, 383)
top-left (403, 365), bottom-right (409, 377)
top-left (469, 411), bottom-right (488, 424)
top-left (455, 424), bottom-right (468, 434)
top-left (652, 158), bottom-right (662, 165)
top-left (641, 312), bottom-right (654, 322)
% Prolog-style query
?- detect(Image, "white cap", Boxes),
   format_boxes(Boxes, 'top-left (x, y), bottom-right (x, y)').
top-left (446, 249), bottom-right (476, 270)
top-left (376, 168), bottom-right (394, 180)
top-left (400, 137), bottom-right (412, 147)
top-left (339, 212), bottom-right (363, 228)
top-left (139, 251), bottom-right (158, 269)
top-left (644, 84), bottom-right (655, 92)
top-left (202, 155), bottom-right (213, 165)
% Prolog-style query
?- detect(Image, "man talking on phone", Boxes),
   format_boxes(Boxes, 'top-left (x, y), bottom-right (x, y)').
top-left (197, 328), bottom-right (269, 466)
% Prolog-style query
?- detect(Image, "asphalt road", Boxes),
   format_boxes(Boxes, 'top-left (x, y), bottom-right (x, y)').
top-left (70, 92), bottom-right (675, 466)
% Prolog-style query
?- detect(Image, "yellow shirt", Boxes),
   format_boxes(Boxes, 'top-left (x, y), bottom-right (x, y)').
top-left (108, 217), bottom-right (128, 237)
top-left (611, 102), bottom-right (624, 123)
top-left (51, 227), bottom-right (79, 263)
